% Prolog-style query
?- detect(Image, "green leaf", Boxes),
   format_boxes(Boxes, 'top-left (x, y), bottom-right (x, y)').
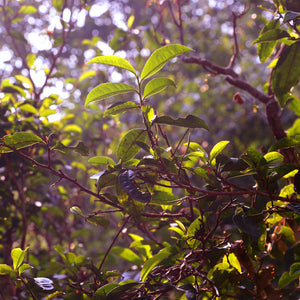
top-left (11, 247), bottom-right (29, 270)
top-left (0, 264), bottom-right (14, 275)
top-left (15, 75), bottom-right (33, 90)
top-left (253, 28), bottom-right (290, 44)
top-left (288, 95), bottom-right (300, 116)
top-left (78, 70), bottom-right (97, 82)
top-left (272, 42), bottom-right (300, 106)
top-left (143, 77), bottom-right (175, 99)
top-left (64, 124), bottom-right (82, 133)
top-left (141, 44), bottom-right (193, 80)
top-left (0, 132), bottom-right (44, 153)
top-left (107, 281), bottom-right (139, 297)
top-left (242, 148), bottom-right (265, 166)
top-left (103, 101), bottom-right (138, 117)
top-left (255, 20), bottom-right (280, 63)
top-left (97, 172), bottom-right (118, 191)
top-left (226, 253), bottom-right (241, 273)
top-left (210, 141), bottom-right (230, 162)
top-left (93, 283), bottom-right (119, 299)
top-left (279, 226), bottom-right (295, 244)
top-left (87, 56), bottom-right (136, 75)
top-left (288, 119), bottom-right (300, 137)
top-left (26, 53), bottom-right (36, 68)
top-left (18, 264), bottom-right (32, 274)
top-left (278, 271), bottom-right (299, 289)
top-left (117, 129), bottom-right (147, 161)
top-left (263, 151), bottom-right (284, 165)
top-left (88, 156), bottom-right (116, 166)
top-left (85, 83), bottom-right (136, 106)
top-left (269, 136), bottom-right (300, 151)
top-left (19, 104), bottom-right (38, 114)
top-left (111, 247), bottom-right (143, 265)
top-left (290, 262), bottom-right (300, 276)
top-left (283, 11), bottom-right (300, 23)
top-left (52, 141), bottom-right (89, 156)
top-left (86, 215), bottom-right (109, 228)
top-left (140, 247), bottom-right (176, 281)
top-left (151, 191), bottom-right (176, 205)
top-left (53, 0), bottom-right (64, 11)
top-left (19, 5), bottom-right (37, 14)
top-left (153, 114), bottom-right (208, 130)
top-left (127, 15), bottom-right (135, 29)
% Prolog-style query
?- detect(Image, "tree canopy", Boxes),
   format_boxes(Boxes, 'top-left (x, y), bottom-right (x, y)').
top-left (1, 0), bottom-right (300, 299)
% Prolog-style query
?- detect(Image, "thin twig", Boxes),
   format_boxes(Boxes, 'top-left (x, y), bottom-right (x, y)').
top-left (98, 216), bottom-right (131, 272)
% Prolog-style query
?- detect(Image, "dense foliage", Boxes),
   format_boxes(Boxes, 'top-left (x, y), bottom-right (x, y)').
top-left (1, 0), bottom-right (300, 299)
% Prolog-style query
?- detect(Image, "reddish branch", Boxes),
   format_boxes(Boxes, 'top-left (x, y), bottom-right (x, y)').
top-left (180, 8), bottom-right (299, 164)
top-left (6, 146), bottom-right (124, 210)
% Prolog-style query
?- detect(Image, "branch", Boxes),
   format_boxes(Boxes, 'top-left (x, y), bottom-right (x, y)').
top-left (98, 216), bottom-right (131, 272)
top-left (7, 147), bottom-right (123, 210)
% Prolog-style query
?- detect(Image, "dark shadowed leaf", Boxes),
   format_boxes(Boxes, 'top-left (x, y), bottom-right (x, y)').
top-left (117, 129), bottom-right (147, 161)
top-left (272, 42), bottom-right (300, 106)
top-left (103, 101), bottom-right (139, 117)
top-left (269, 136), bottom-right (300, 151)
top-left (52, 141), bottom-right (89, 156)
top-left (153, 115), bottom-right (208, 129)
top-left (118, 170), bottom-right (151, 203)
top-left (255, 19), bottom-right (280, 63)
top-left (86, 215), bottom-right (110, 228)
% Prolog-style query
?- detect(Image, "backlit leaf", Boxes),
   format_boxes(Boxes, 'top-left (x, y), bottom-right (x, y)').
top-left (78, 70), bottom-right (96, 82)
top-left (253, 28), bottom-right (290, 44)
top-left (88, 56), bottom-right (136, 75)
top-left (111, 247), bottom-right (143, 265)
top-left (88, 156), bottom-right (116, 165)
top-left (19, 5), bottom-right (37, 14)
top-left (141, 247), bottom-right (176, 281)
top-left (11, 247), bottom-right (29, 270)
top-left (210, 141), bottom-right (230, 162)
top-left (19, 104), bottom-right (38, 114)
top-left (85, 83), bottom-right (136, 106)
top-left (0, 132), bottom-right (44, 153)
top-left (0, 264), bottom-right (14, 275)
top-left (143, 77), bottom-right (175, 99)
top-left (18, 264), bottom-right (32, 274)
top-left (141, 44), bottom-right (193, 80)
